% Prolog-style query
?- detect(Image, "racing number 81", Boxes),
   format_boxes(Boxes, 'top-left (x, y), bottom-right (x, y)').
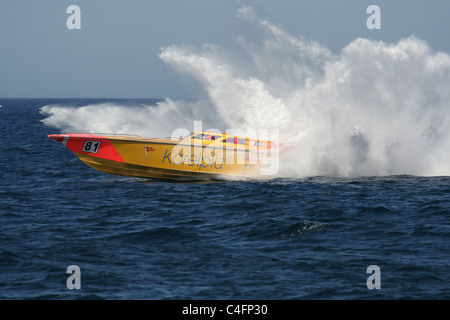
top-left (82, 140), bottom-right (101, 154)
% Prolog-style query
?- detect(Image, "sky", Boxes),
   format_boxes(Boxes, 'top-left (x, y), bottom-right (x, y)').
top-left (1, 0), bottom-right (450, 99)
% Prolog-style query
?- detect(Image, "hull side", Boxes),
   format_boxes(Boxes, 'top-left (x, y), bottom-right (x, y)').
top-left (49, 133), bottom-right (267, 180)
top-left (74, 152), bottom-right (223, 180)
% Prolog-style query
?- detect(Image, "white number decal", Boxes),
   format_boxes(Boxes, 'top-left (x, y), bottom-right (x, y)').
top-left (82, 140), bottom-right (101, 154)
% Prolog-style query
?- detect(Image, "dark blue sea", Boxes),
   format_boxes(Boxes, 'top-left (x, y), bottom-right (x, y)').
top-left (1, 98), bottom-right (449, 302)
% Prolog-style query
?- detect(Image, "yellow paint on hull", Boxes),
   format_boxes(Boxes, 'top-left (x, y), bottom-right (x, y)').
top-left (74, 152), bottom-right (223, 180)
top-left (49, 132), bottom-right (270, 180)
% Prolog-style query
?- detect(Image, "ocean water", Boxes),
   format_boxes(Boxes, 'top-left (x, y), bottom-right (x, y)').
top-left (0, 98), bottom-right (449, 301)
top-left (2, 4), bottom-right (450, 304)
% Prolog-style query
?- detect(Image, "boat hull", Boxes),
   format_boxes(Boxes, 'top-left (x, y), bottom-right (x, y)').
top-left (73, 151), bottom-right (225, 180)
top-left (48, 133), bottom-right (264, 180)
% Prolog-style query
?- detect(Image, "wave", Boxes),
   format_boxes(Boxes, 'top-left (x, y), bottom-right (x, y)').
top-left (41, 4), bottom-right (450, 177)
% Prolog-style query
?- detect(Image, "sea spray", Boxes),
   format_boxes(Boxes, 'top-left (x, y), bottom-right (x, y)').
top-left (41, 5), bottom-right (450, 177)
top-left (41, 99), bottom-right (227, 138)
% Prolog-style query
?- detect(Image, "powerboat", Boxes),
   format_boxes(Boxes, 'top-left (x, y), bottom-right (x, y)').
top-left (48, 131), bottom-right (275, 180)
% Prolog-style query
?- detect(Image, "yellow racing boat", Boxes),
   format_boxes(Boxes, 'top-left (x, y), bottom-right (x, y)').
top-left (48, 131), bottom-right (275, 180)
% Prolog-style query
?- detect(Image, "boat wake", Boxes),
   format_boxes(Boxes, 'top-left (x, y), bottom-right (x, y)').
top-left (41, 4), bottom-right (450, 177)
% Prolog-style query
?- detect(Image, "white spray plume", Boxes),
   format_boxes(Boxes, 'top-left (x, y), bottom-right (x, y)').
top-left (41, 5), bottom-right (450, 177)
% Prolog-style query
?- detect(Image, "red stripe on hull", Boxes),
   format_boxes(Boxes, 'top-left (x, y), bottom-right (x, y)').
top-left (48, 134), bottom-right (125, 163)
